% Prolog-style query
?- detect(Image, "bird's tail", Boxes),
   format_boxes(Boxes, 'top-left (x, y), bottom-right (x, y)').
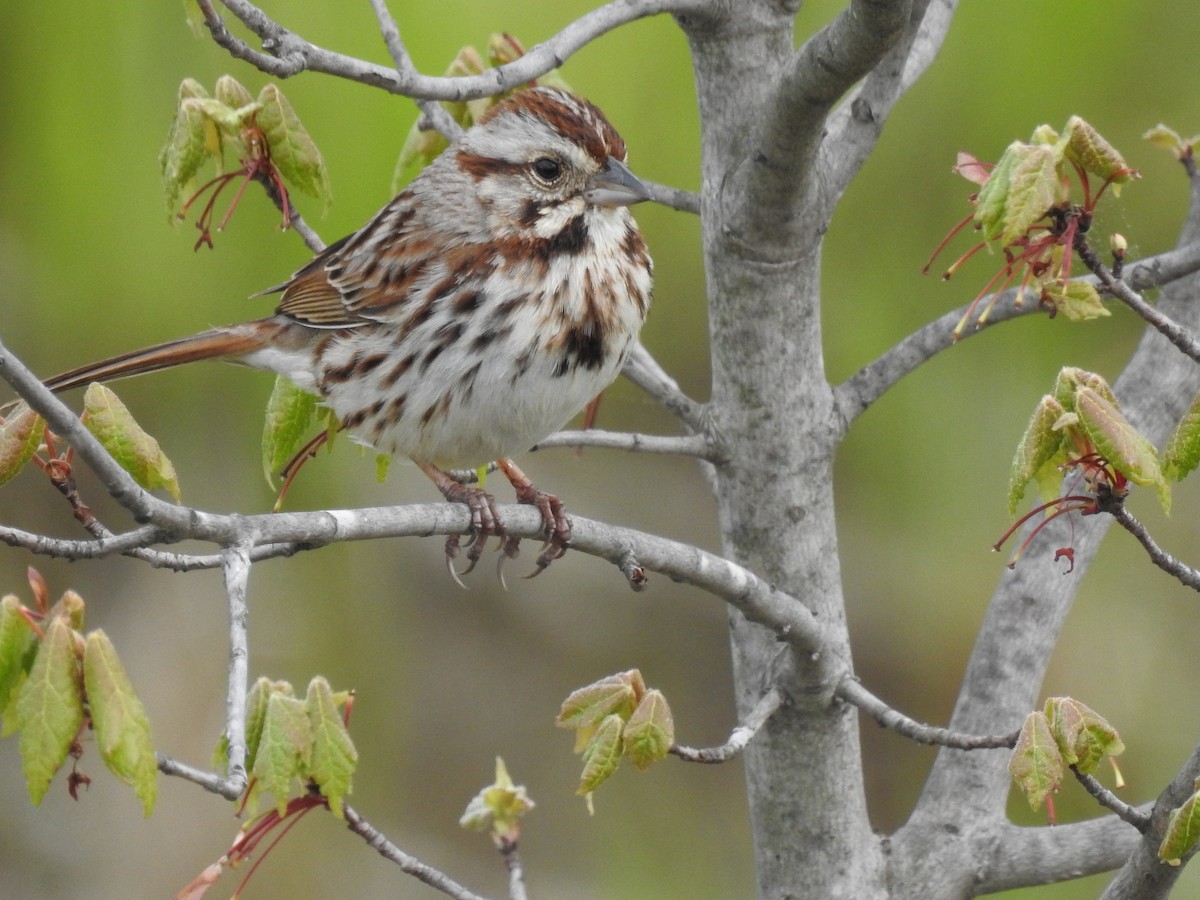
top-left (44, 325), bottom-right (270, 394)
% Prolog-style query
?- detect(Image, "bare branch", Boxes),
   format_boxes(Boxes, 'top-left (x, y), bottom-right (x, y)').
top-left (1070, 766), bottom-right (1151, 833)
top-left (343, 803), bottom-right (490, 900)
top-left (622, 341), bottom-right (708, 433)
top-left (531, 428), bottom-right (711, 458)
top-left (832, 240), bottom-right (1200, 428)
top-left (644, 180), bottom-right (700, 215)
top-left (203, 0), bottom-right (697, 100)
top-left (1111, 505), bottom-right (1200, 592)
top-left (221, 541), bottom-right (253, 799)
top-left (670, 687), bottom-right (783, 763)
top-left (836, 677), bottom-right (1018, 750)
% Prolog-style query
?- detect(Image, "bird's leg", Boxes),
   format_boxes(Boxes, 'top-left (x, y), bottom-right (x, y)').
top-left (495, 458), bottom-right (571, 576)
top-left (419, 462), bottom-right (503, 581)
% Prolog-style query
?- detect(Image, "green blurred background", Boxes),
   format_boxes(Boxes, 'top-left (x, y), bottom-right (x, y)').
top-left (2, 2), bottom-right (1200, 897)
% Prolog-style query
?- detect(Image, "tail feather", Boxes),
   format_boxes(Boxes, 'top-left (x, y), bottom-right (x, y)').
top-left (45, 326), bottom-right (269, 394)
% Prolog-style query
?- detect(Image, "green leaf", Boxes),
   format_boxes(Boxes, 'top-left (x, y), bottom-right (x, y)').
top-left (999, 144), bottom-right (1059, 244)
top-left (459, 756), bottom-right (536, 836)
top-left (622, 689), bottom-right (675, 771)
top-left (1143, 123), bottom-right (1183, 153)
top-left (1042, 279), bottom-right (1110, 322)
top-left (1160, 788), bottom-right (1200, 865)
top-left (1064, 116), bottom-right (1136, 193)
top-left (261, 376), bottom-right (318, 489)
top-left (83, 383), bottom-right (181, 502)
top-left (973, 141), bottom-right (1022, 241)
top-left (556, 670), bottom-right (643, 751)
top-left (1044, 697), bottom-right (1124, 775)
top-left (0, 596), bottom-right (36, 727)
top-left (214, 75), bottom-right (254, 110)
top-left (243, 677), bottom-right (289, 771)
top-left (83, 630), bottom-right (157, 815)
top-left (1075, 386), bottom-right (1170, 509)
top-left (16, 617), bottom-right (84, 805)
top-left (160, 81), bottom-right (216, 217)
top-left (1008, 711), bottom-right (1063, 811)
top-left (304, 676), bottom-right (357, 818)
top-left (1163, 389), bottom-right (1200, 481)
top-left (0, 404), bottom-right (44, 488)
top-left (252, 692), bottom-right (310, 816)
top-left (256, 84), bottom-right (332, 209)
top-left (1008, 395), bottom-right (1068, 516)
top-left (577, 714), bottom-right (624, 796)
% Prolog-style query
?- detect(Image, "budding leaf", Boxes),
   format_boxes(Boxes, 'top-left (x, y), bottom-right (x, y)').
top-left (1163, 390), bottom-right (1200, 481)
top-left (577, 714), bottom-right (624, 796)
top-left (1008, 395), bottom-right (1068, 516)
top-left (84, 630), bottom-right (157, 815)
top-left (252, 692), bottom-right (311, 816)
top-left (304, 676), bottom-right (357, 818)
top-left (0, 404), bottom-right (44, 488)
top-left (622, 689), bottom-right (674, 771)
top-left (1009, 711), bottom-right (1063, 811)
top-left (1075, 386), bottom-right (1169, 510)
top-left (953, 151), bottom-right (992, 186)
top-left (16, 617), bottom-right (84, 805)
top-left (1160, 789), bottom-right (1200, 866)
top-left (1143, 123), bottom-right (1184, 153)
top-left (459, 756), bottom-right (535, 836)
top-left (261, 375), bottom-right (318, 489)
top-left (557, 670), bottom-right (642, 752)
top-left (83, 383), bottom-right (181, 502)
top-left (256, 84), bottom-right (331, 209)
top-left (1064, 116), bottom-right (1136, 195)
top-left (1042, 279), bottom-right (1109, 323)
top-left (1044, 697), bottom-right (1124, 775)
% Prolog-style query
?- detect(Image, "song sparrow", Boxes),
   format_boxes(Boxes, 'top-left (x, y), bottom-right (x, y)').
top-left (45, 87), bottom-right (654, 576)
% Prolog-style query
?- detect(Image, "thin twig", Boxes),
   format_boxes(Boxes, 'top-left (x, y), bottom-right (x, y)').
top-left (1070, 766), bottom-right (1151, 833)
top-left (644, 180), bottom-right (700, 214)
top-left (836, 677), bottom-right (1019, 749)
top-left (343, 804), bottom-right (489, 900)
top-left (366, 0), bottom-right (462, 141)
top-left (1110, 505), bottom-right (1200, 592)
top-left (498, 838), bottom-right (528, 900)
top-left (157, 753), bottom-right (243, 800)
top-left (670, 687), bottom-right (784, 763)
top-left (1078, 237), bottom-right (1200, 367)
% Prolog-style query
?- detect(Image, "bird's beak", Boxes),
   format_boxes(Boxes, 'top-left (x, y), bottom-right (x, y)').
top-left (584, 157), bottom-right (651, 207)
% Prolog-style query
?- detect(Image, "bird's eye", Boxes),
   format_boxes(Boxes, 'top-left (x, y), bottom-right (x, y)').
top-left (531, 156), bottom-right (563, 184)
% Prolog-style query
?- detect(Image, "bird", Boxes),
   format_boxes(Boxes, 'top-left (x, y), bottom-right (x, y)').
top-left (43, 86), bottom-right (654, 577)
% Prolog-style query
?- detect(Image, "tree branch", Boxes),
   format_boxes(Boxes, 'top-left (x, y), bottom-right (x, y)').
top-left (220, 541), bottom-right (253, 799)
top-left (730, 0), bottom-right (911, 253)
top-left (342, 803), bottom-right (490, 900)
top-left (1070, 766), bottom-right (1151, 833)
top-left (1111, 505), bottom-right (1200, 592)
top-left (622, 341), bottom-right (708, 433)
top-left (530, 428), bottom-right (711, 458)
top-left (835, 677), bottom-right (1018, 750)
top-left (821, 0), bottom-right (953, 199)
top-left (832, 240), bottom-right (1200, 428)
top-left (670, 686), bottom-right (783, 763)
top-left (202, 0), bottom-right (698, 100)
